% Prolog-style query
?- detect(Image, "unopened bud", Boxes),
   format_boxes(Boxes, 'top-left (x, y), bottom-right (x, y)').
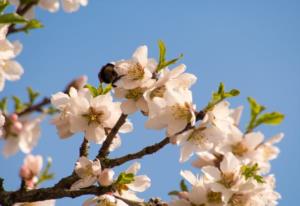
top-left (10, 113), bottom-right (18, 122)
top-left (178, 191), bottom-right (189, 200)
top-left (65, 75), bottom-right (88, 92)
top-left (98, 168), bottom-right (114, 186)
top-left (19, 165), bottom-right (31, 180)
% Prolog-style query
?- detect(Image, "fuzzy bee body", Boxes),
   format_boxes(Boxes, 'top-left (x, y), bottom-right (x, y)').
top-left (98, 63), bottom-right (121, 86)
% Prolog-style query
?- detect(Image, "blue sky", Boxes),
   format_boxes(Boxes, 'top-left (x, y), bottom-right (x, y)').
top-left (1, 0), bottom-right (300, 205)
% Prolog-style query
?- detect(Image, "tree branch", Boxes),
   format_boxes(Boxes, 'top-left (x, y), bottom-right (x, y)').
top-left (97, 114), bottom-right (128, 159)
top-left (106, 137), bottom-right (170, 168)
top-left (0, 185), bottom-right (113, 206)
top-left (79, 138), bottom-right (89, 157)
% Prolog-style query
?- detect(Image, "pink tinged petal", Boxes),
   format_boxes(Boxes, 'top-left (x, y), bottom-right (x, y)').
top-left (202, 166), bottom-right (221, 181)
top-left (136, 97), bottom-right (148, 113)
top-left (230, 106), bottom-right (244, 126)
top-left (2, 137), bottom-right (20, 157)
top-left (92, 159), bottom-right (102, 175)
top-left (119, 121), bottom-right (133, 133)
top-left (266, 133), bottom-right (284, 144)
top-left (167, 119), bottom-right (187, 136)
top-left (62, 0), bottom-right (80, 12)
top-left (0, 73), bottom-right (4, 91)
top-left (39, 0), bottom-right (60, 12)
top-left (12, 40), bottom-right (22, 56)
top-left (132, 45), bottom-right (148, 67)
top-left (220, 152), bottom-right (240, 173)
top-left (180, 170), bottom-right (197, 185)
top-left (127, 175), bottom-right (151, 192)
top-left (188, 186), bottom-right (207, 204)
top-left (145, 116), bottom-right (166, 130)
top-left (80, 0), bottom-right (88, 6)
top-left (145, 58), bottom-right (157, 73)
top-left (70, 176), bottom-right (97, 190)
top-left (126, 162), bottom-right (140, 174)
top-left (169, 64), bottom-right (186, 78)
top-left (179, 143), bottom-right (194, 163)
top-left (169, 199), bottom-right (190, 206)
top-left (121, 100), bottom-right (138, 114)
top-left (51, 92), bottom-right (70, 109)
top-left (24, 154), bottom-right (43, 175)
top-left (109, 135), bottom-right (121, 152)
top-left (98, 169), bottom-right (114, 186)
top-left (244, 132), bottom-right (264, 150)
top-left (0, 40), bottom-right (14, 59)
top-left (70, 115), bottom-right (88, 133)
top-left (3, 60), bottom-right (24, 81)
top-left (85, 125), bottom-right (106, 144)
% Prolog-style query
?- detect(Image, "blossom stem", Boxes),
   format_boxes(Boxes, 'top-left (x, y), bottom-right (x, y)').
top-left (96, 114), bottom-right (128, 159)
top-left (105, 137), bottom-right (170, 168)
top-left (79, 138), bottom-right (89, 157)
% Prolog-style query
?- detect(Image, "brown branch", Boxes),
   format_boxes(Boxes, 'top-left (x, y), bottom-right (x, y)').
top-left (79, 138), bottom-right (89, 157)
top-left (97, 114), bottom-right (128, 159)
top-left (7, 1), bottom-right (39, 36)
top-left (0, 185), bottom-right (113, 206)
top-left (17, 97), bottom-right (50, 116)
top-left (106, 137), bottom-right (170, 168)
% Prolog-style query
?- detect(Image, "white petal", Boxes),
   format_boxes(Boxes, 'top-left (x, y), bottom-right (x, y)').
top-left (202, 166), bottom-right (221, 181)
top-left (126, 162), bottom-right (140, 174)
top-left (132, 45), bottom-right (148, 67)
top-left (3, 60), bottom-right (24, 81)
top-left (220, 152), bottom-right (240, 173)
top-left (127, 175), bottom-right (151, 192)
top-left (121, 100), bottom-right (138, 114)
top-left (244, 132), bottom-right (264, 150)
top-left (70, 176), bottom-right (97, 190)
top-left (180, 170), bottom-right (197, 185)
top-left (179, 143), bottom-right (194, 162)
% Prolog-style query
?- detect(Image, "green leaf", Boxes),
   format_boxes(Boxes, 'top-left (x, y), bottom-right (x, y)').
top-left (168, 190), bottom-right (180, 196)
top-left (0, 1), bottom-right (9, 13)
top-left (36, 157), bottom-right (54, 186)
top-left (156, 40), bottom-right (183, 72)
top-left (0, 13), bottom-right (27, 24)
top-left (116, 172), bottom-right (135, 185)
top-left (241, 163), bottom-right (265, 183)
top-left (247, 97), bottom-right (266, 116)
top-left (101, 83), bottom-right (112, 94)
top-left (12, 96), bottom-right (27, 113)
top-left (24, 19), bottom-right (43, 32)
top-left (46, 106), bottom-right (59, 115)
top-left (0, 97), bottom-right (7, 112)
top-left (255, 112), bottom-right (284, 126)
top-left (205, 82), bottom-right (240, 111)
top-left (180, 179), bottom-right (188, 192)
top-left (27, 87), bottom-right (39, 105)
top-left (84, 84), bottom-right (98, 97)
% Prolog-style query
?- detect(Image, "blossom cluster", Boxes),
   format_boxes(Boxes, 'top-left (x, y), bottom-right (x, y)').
top-left (0, 43), bottom-right (284, 206)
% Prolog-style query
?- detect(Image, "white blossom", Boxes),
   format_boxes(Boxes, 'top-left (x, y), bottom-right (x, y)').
top-left (14, 200), bottom-right (55, 206)
top-left (83, 194), bottom-right (128, 206)
top-left (115, 162), bottom-right (151, 202)
top-left (71, 157), bottom-right (114, 190)
top-left (0, 114), bottom-right (42, 157)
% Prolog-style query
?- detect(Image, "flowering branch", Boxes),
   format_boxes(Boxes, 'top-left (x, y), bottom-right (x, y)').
top-left (0, 185), bottom-right (113, 206)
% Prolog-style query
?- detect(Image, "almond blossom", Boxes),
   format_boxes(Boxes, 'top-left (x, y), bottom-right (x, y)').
top-left (113, 45), bottom-right (157, 114)
top-left (71, 157), bottom-right (114, 190)
top-left (83, 194), bottom-right (128, 206)
top-left (115, 162), bottom-right (151, 202)
top-left (0, 34), bottom-right (24, 91)
top-left (0, 114), bottom-right (42, 157)
top-left (14, 200), bottom-right (56, 206)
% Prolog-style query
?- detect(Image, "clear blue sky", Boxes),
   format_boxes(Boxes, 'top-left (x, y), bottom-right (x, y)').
top-left (1, 0), bottom-right (299, 205)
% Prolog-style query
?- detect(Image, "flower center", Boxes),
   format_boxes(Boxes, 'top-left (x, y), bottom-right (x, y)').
top-left (171, 103), bottom-right (192, 121)
top-left (207, 191), bottom-right (222, 204)
top-left (229, 194), bottom-right (249, 206)
top-left (232, 142), bottom-right (248, 156)
top-left (82, 107), bottom-right (104, 125)
top-left (219, 172), bottom-right (236, 188)
top-left (125, 87), bottom-right (144, 101)
top-left (187, 127), bottom-right (207, 145)
top-left (149, 86), bottom-right (166, 99)
top-left (128, 63), bottom-right (144, 80)
top-left (96, 199), bottom-right (117, 206)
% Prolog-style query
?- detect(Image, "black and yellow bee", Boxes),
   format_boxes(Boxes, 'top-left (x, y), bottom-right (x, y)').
top-left (98, 63), bottom-right (122, 86)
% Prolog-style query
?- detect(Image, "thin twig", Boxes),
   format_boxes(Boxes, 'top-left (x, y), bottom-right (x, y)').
top-left (96, 114), bottom-right (128, 159)
top-left (79, 138), bottom-right (89, 157)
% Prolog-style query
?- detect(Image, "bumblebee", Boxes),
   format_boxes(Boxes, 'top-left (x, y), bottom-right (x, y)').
top-left (98, 63), bottom-right (121, 86)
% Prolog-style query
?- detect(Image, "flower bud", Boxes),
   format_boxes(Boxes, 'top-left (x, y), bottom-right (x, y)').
top-left (10, 113), bottom-right (18, 122)
top-left (19, 165), bottom-right (32, 180)
top-left (98, 168), bottom-right (114, 186)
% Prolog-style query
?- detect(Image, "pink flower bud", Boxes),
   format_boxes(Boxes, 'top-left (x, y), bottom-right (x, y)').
top-left (19, 165), bottom-right (31, 180)
top-left (13, 121), bottom-right (23, 132)
top-left (178, 191), bottom-right (189, 200)
top-left (98, 169), bottom-right (114, 186)
top-left (10, 113), bottom-right (18, 122)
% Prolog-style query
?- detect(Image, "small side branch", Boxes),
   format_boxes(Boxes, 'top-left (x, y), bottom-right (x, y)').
top-left (97, 114), bottom-right (128, 159)
top-left (106, 137), bottom-right (170, 168)
top-left (79, 138), bottom-right (89, 157)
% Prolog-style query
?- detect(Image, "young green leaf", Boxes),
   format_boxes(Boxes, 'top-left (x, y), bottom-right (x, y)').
top-left (180, 179), bottom-right (188, 192)
top-left (84, 84), bottom-right (98, 97)
top-left (255, 112), bottom-right (285, 126)
top-left (0, 1), bottom-right (9, 13)
top-left (204, 82), bottom-right (240, 112)
top-left (156, 40), bottom-right (183, 72)
top-left (27, 87), bottom-right (39, 105)
top-left (0, 13), bottom-right (27, 24)
top-left (24, 19), bottom-right (43, 33)
top-left (36, 157), bottom-right (54, 186)
top-left (168, 190), bottom-right (180, 196)
top-left (12, 96), bottom-right (27, 113)
top-left (115, 172), bottom-right (135, 185)
top-left (0, 97), bottom-right (7, 112)
top-left (241, 163), bottom-right (265, 183)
